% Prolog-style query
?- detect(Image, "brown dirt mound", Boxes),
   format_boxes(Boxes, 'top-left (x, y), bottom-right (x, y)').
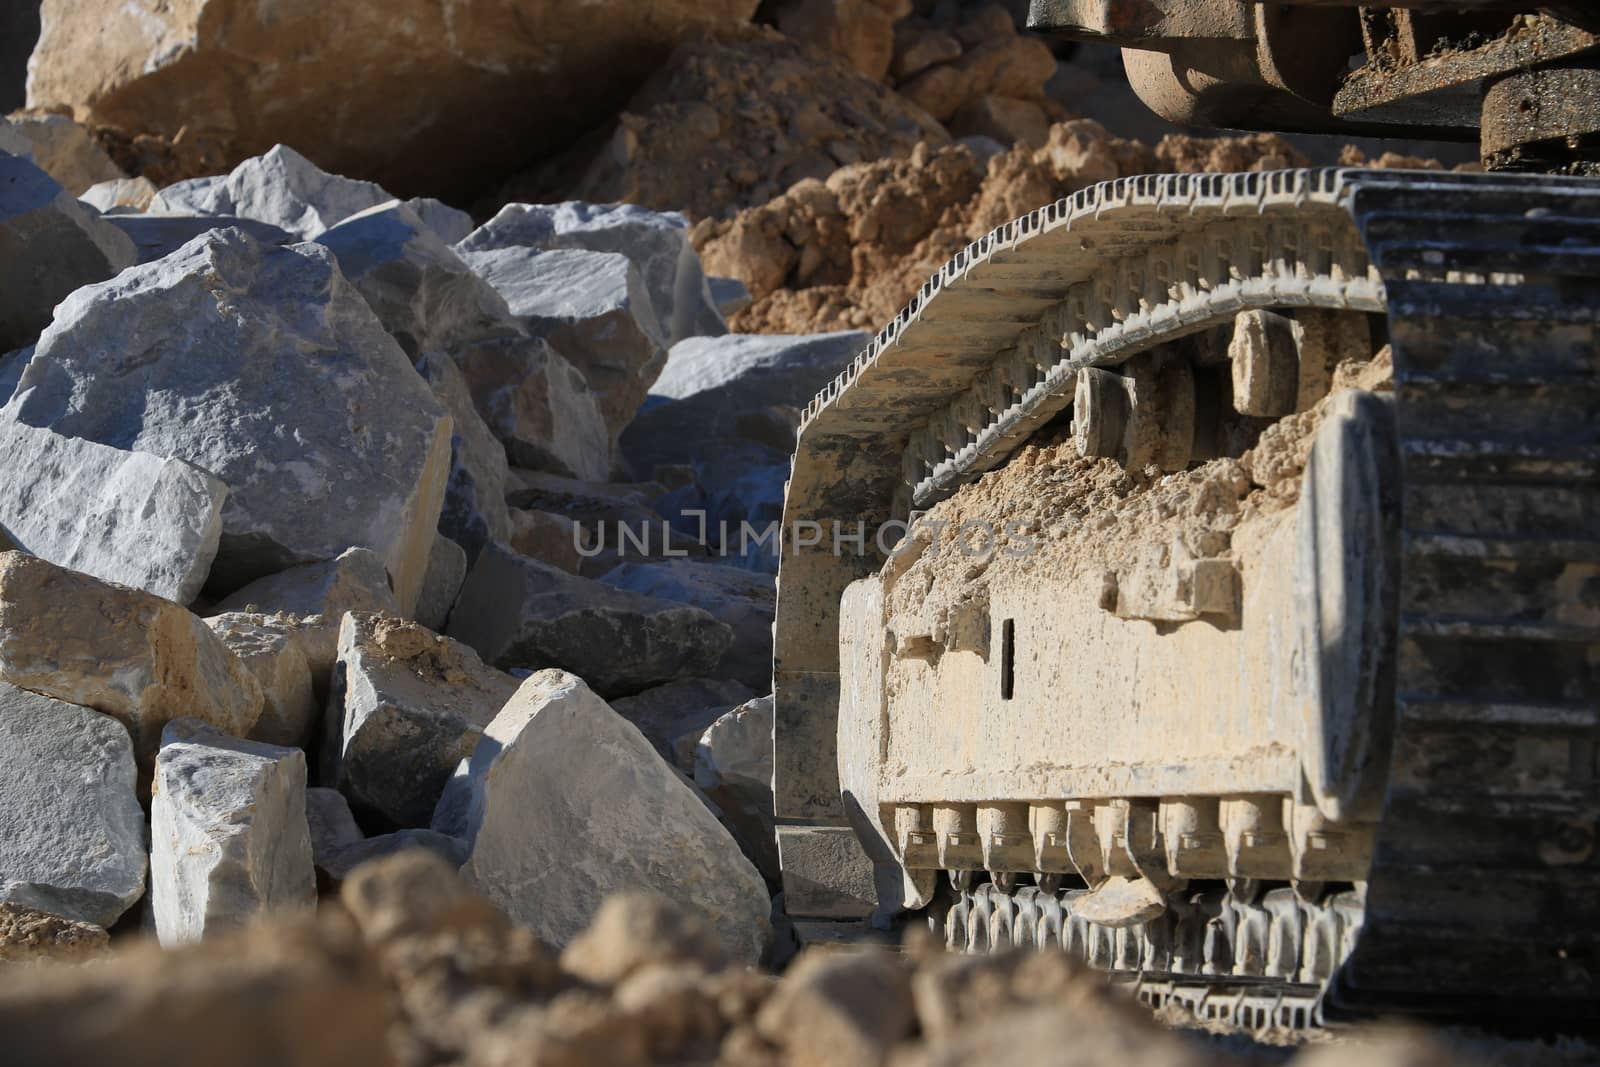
top-left (495, 26), bottom-right (950, 223)
top-left (695, 120), bottom-right (1310, 335)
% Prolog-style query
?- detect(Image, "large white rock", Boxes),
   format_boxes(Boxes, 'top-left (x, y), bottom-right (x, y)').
top-left (10, 227), bottom-right (452, 611)
top-left (456, 201), bottom-right (723, 347)
top-left (647, 330), bottom-right (869, 406)
top-left (0, 552), bottom-right (264, 770)
top-left (0, 409), bottom-right (225, 604)
top-left (330, 613), bottom-right (519, 829)
top-left (0, 151), bottom-right (135, 351)
top-left (150, 720), bottom-right (316, 945)
top-left (204, 613), bottom-right (319, 749)
top-left (446, 541), bottom-right (733, 698)
top-left (447, 670), bottom-right (770, 961)
top-left (601, 560), bottom-right (775, 690)
top-left (0, 682), bottom-right (146, 927)
top-left (694, 695), bottom-right (778, 881)
top-left (459, 246), bottom-right (666, 444)
top-left (317, 199), bottom-right (608, 488)
top-left (150, 145), bottom-right (472, 242)
top-left (415, 351), bottom-right (512, 559)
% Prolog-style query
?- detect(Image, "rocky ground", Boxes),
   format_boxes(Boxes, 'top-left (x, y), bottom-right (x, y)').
top-left (0, 1), bottom-right (1576, 1064)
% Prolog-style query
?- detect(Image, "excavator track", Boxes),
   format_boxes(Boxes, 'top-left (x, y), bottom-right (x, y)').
top-left (773, 168), bottom-right (1600, 1027)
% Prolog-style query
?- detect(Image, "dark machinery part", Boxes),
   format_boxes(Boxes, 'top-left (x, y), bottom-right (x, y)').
top-left (1025, 1), bottom-right (1600, 169)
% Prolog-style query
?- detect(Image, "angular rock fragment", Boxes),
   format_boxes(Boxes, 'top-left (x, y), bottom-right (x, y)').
top-left (150, 144), bottom-right (471, 241)
top-left (330, 613), bottom-right (519, 829)
top-left (695, 696), bottom-right (778, 880)
top-left (211, 548), bottom-right (399, 675)
top-left (451, 333), bottom-right (610, 482)
top-left (457, 200), bottom-right (723, 347)
top-left (416, 532), bottom-right (467, 633)
top-left (612, 677), bottom-right (757, 769)
top-left (415, 351), bottom-right (512, 558)
top-left (447, 542), bottom-right (733, 697)
top-left (508, 507), bottom-right (585, 573)
top-left (0, 552), bottom-right (263, 766)
top-left (448, 670), bottom-right (770, 961)
top-left (205, 613), bottom-right (319, 748)
top-left (103, 213), bottom-right (292, 263)
top-left (0, 412), bottom-right (225, 603)
top-left (10, 227), bottom-right (452, 611)
top-left (80, 175), bottom-right (157, 213)
top-left (306, 787), bottom-right (365, 870)
top-left (459, 245), bottom-right (667, 443)
top-left (0, 152), bottom-right (135, 351)
top-left (601, 560), bottom-right (774, 689)
top-left (150, 720), bottom-right (316, 945)
top-left (0, 682), bottom-right (146, 928)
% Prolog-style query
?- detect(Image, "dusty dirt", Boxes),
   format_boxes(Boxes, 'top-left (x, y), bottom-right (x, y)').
top-left (882, 347), bottom-right (1394, 629)
top-left (695, 121), bottom-right (1314, 335)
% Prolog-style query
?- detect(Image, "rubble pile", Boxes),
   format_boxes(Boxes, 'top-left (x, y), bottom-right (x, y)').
top-left (0, 141), bottom-right (837, 970)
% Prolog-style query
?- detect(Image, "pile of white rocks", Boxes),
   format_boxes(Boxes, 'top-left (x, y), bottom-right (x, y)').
top-left (0, 130), bottom-right (870, 961)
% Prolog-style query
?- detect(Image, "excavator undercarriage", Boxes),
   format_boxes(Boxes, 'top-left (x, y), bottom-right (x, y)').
top-left (772, 3), bottom-right (1599, 1030)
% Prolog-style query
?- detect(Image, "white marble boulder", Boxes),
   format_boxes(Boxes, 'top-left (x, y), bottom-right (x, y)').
top-left (443, 670), bottom-right (769, 962)
top-left (0, 683), bottom-right (146, 928)
top-left (150, 720), bottom-right (316, 945)
top-left (456, 200), bottom-right (723, 347)
top-left (9, 227), bottom-right (452, 612)
top-left (0, 408), bottom-right (225, 604)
